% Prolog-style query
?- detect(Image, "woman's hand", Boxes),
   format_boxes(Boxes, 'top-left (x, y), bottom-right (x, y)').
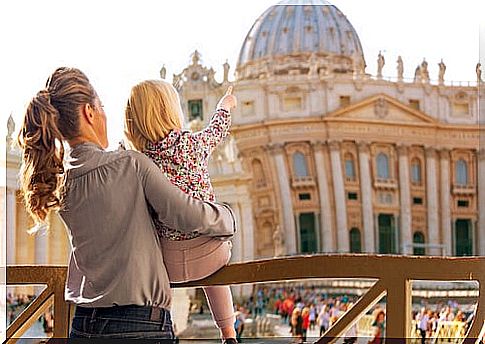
top-left (217, 86), bottom-right (237, 112)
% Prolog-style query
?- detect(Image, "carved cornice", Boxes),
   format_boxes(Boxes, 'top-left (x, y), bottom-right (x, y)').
top-left (266, 143), bottom-right (285, 156)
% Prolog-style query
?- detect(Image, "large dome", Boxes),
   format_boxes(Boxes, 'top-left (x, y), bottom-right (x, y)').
top-left (236, 0), bottom-right (365, 79)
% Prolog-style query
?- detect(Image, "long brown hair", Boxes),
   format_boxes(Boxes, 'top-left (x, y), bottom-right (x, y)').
top-left (17, 67), bottom-right (97, 226)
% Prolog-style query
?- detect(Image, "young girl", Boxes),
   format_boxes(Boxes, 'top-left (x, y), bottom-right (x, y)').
top-left (124, 79), bottom-right (237, 344)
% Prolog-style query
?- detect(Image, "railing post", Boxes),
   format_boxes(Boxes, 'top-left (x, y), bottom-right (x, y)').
top-left (53, 270), bottom-right (70, 338)
top-left (385, 278), bottom-right (412, 343)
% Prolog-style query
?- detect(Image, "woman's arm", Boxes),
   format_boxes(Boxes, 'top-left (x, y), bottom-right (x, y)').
top-left (135, 152), bottom-right (236, 237)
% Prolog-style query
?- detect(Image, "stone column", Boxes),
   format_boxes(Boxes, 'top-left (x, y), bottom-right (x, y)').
top-left (240, 197), bottom-right (255, 262)
top-left (357, 142), bottom-right (375, 253)
top-left (478, 148), bottom-right (485, 256)
top-left (6, 188), bottom-right (16, 265)
top-left (312, 141), bottom-right (335, 253)
top-left (35, 217), bottom-right (49, 265)
top-left (232, 202), bottom-right (244, 263)
top-left (269, 144), bottom-right (297, 254)
top-left (329, 141), bottom-right (349, 252)
top-left (397, 145), bottom-right (412, 255)
top-left (425, 147), bottom-right (441, 255)
top-left (439, 149), bottom-right (452, 256)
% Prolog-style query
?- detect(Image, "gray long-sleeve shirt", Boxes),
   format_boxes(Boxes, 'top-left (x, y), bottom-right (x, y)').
top-left (58, 142), bottom-right (236, 309)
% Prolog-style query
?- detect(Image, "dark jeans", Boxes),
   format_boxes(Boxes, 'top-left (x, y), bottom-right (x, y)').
top-left (70, 304), bottom-right (175, 341)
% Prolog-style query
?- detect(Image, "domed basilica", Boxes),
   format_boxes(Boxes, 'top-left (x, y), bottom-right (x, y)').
top-left (3, 0), bottom-right (484, 274)
top-left (173, 0), bottom-right (483, 260)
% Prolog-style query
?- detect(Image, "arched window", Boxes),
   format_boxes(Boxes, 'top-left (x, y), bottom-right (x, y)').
top-left (411, 158), bottom-right (422, 184)
top-left (293, 152), bottom-right (309, 177)
top-left (252, 159), bottom-right (266, 187)
top-left (413, 231), bottom-right (425, 255)
top-left (455, 159), bottom-right (468, 186)
top-left (349, 228), bottom-right (362, 253)
top-left (376, 153), bottom-right (390, 179)
top-left (344, 153), bottom-right (356, 181)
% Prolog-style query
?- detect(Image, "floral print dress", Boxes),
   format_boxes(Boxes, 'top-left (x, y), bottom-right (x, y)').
top-left (143, 108), bottom-right (231, 241)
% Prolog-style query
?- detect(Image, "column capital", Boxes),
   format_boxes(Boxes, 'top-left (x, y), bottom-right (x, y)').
top-left (327, 140), bottom-right (341, 151)
top-left (356, 140), bottom-right (371, 154)
top-left (479, 147), bottom-right (485, 160)
top-left (438, 147), bottom-right (451, 160)
top-left (310, 140), bottom-right (326, 151)
top-left (396, 143), bottom-right (410, 156)
top-left (424, 146), bottom-right (437, 158)
top-left (266, 143), bottom-right (285, 155)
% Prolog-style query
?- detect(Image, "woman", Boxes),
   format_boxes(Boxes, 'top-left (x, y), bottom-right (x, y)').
top-left (17, 67), bottom-right (236, 340)
top-left (368, 310), bottom-right (386, 344)
top-left (290, 307), bottom-right (303, 343)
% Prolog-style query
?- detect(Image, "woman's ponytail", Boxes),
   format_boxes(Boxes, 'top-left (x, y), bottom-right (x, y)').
top-left (17, 67), bottom-right (96, 229)
top-left (18, 90), bottom-right (65, 224)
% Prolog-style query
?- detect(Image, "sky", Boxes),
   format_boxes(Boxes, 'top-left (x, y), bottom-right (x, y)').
top-left (0, 0), bottom-right (483, 149)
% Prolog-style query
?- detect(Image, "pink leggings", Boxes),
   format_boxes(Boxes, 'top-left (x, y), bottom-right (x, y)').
top-left (161, 236), bottom-right (235, 329)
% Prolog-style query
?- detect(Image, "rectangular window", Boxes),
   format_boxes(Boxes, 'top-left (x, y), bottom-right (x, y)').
top-left (413, 197), bottom-right (423, 205)
top-left (378, 192), bottom-right (393, 204)
top-left (457, 200), bottom-right (469, 208)
top-left (284, 97), bottom-right (302, 112)
top-left (299, 193), bottom-right (311, 201)
top-left (347, 192), bottom-right (358, 200)
top-left (339, 96), bottom-right (351, 108)
top-left (188, 99), bottom-right (203, 120)
top-left (299, 213), bottom-right (317, 253)
top-left (409, 99), bottom-right (420, 110)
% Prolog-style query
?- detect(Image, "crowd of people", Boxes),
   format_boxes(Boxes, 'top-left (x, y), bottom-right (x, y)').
top-left (7, 292), bottom-right (54, 335)
top-left (234, 285), bottom-right (476, 343)
top-left (414, 303), bottom-right (475, 343)
top-left (7, 292), bottom-right (35, 325)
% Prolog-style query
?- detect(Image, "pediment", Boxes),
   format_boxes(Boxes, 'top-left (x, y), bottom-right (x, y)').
top-left (327, 94), bottom-right (438, 125)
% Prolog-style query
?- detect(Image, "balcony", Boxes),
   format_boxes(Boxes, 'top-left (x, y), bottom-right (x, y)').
top-left (374, 178), bottom-right (398, 190)
top-left (452, 184), bottom-right (476, 195)
top-left (291, 176), bottom-right (316, 188)
top-left (5, 254), bottom-right (485, 343)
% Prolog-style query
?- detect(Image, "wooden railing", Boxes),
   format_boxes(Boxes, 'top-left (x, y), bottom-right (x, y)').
top-left (6, 254), bottom-right (485, 343)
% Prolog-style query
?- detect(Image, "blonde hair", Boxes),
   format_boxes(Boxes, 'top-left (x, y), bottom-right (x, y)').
top-left (124, 79), bottom-right (183, 151)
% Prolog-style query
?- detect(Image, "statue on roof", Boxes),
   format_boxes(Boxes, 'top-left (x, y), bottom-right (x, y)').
top-left (207, 67), bottom-right (217, 87)
top-left (6, 114), bottom-right (15, 148)
top-left (476, 62), bottom-right (482, 83)
top-left (308, 52), bottom-right (319, 76)
top-left (420, 58), bottom-right (429, 82)
top-left (438, 59), bottom-right (446, 84)
top-left (223, 60), bottom-right (230, 83)
top-left (377, 51), bottom-right (385, 79)
top-left (191, 50), bottom-right (201, 66)
top-left (414, 65), bottom-right (421, 83)
top-left (160, 65), bottom-right (166, 80)
top-left (396, 56), bottom-right (403, 81)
